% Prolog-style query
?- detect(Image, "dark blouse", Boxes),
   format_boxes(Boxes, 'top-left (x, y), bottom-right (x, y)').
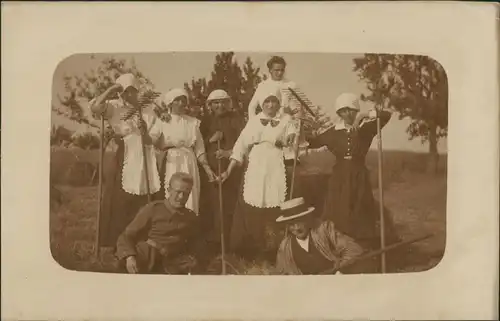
top-left (202, 112), bottom-right (245, 170)
top-left (308, 110), bottom-right (391, 164)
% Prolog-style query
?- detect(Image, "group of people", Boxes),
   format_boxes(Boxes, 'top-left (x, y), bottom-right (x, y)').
top-left (89, 56), bottom-right (399, 275)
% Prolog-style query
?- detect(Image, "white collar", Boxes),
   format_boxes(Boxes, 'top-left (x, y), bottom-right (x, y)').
top-left (257, 111), bottom-right (283, 121)
top-left (334, 121), bottom-right (354, 131)
top-left (296, 235), bottom-right (310, 252)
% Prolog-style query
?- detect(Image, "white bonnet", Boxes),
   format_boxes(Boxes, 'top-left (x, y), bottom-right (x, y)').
top-left (115, 73), bottom-right (139, 91)
top-left (163, 88), bottom-right (189, 106)
top-left (334, 92), bottom-right (361, 113)
top-left (258, 88), bottom-right (282, 107)
top-left (206, 89), bottom-right (230, 102)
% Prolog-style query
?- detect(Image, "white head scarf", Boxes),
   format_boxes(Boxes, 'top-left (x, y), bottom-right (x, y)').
top-left (334, 92), bottom-right (361, 114)
top-left (163, 88), bottom-right (189, 107)
top-left (258, 88), bottom-right (282, 108)
top-left (206, 89), bottom-right (230, 102)
top-left (115, 73), bottom-right (139, 92)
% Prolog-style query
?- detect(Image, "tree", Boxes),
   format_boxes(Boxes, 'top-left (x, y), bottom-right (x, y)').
top-left (183, 52), bottom-right (264, 122)
top-left (50, 124), bottom-right (73, 146)
top-left (55, 57), bottom-right (161, 149)
top-left (184, 77), bottom-right (210, 121)
top-left (353, 54), bottom-right (448, 173)
top-left (207, 52), bottom-right (244, 115)
top-left (241, 57), bottom-right (263, 120)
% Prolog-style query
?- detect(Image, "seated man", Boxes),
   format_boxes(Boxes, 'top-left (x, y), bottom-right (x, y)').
top-left (275, 197), bottom-right (364, 275)
top-left (115, 172), bottom-right (203, 274)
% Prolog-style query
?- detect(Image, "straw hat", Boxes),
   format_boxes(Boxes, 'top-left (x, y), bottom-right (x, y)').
top-left (276, 197), bottom-right (315, 223)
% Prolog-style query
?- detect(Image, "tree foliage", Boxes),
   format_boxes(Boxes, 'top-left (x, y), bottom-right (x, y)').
top-left (353, 54), bottom-right (448, 150)
top-left (183, 51), bottom-right (332, 136)
top-left (54, 57), bottom-right (161, 149)
top-left (183, 52), bottom-right (263, 122)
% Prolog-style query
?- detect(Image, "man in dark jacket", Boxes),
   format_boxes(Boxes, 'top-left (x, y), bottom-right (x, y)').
top-left (275, 197), bottom-right (365, 275)
top-left (116, 172), bottom-right (203, 274)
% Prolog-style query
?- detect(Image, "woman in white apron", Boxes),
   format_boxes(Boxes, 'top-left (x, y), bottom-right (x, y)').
top-left (155, 88), bottom-right (217, 215)
top-left (89, 73), bottom-right (162, 248)
top-left (219, 88), bottom-right (298, 259)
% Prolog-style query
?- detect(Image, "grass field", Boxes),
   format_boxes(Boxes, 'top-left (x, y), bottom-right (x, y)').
top-left (50, 147), bottom-right (447, 274)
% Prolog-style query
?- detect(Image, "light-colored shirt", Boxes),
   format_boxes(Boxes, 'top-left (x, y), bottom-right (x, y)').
top-left (231, 111), bottom-right (297, 163)
top-left (156, 114), bottom-right (205, 158)
top-left (296, 235), bottom-right (310, 252)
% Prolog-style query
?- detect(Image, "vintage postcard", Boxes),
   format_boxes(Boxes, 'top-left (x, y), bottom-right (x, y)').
top-left (2, 2), bottom-right (499, 320)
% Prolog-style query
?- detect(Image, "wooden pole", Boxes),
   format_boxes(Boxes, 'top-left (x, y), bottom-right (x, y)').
top-left (376, 107), bottom-right (386, 273)
top-left (288, 98), bottom-right (304, 199)
top-left (95, 109), bottom-right (105, 258)
top-left (138, 107), bottom-right (152, 202)
top-left (289, 117), bottom-right (302, 200)
top-left (319, 233), bottom-right (434, 275)
top-left (217, 140), bottom-right (227, 275)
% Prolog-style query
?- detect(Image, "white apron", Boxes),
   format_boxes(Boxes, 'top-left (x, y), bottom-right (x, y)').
top-left (232, 112), bottom-right (298, 208)
top-left (90, 98), bottom-right (162, 195)
top-left (158, 114), bottom-right (205, 214)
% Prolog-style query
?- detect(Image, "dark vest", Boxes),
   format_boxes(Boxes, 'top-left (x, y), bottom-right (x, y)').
top-left (291, 236), bottom-right (333, 274)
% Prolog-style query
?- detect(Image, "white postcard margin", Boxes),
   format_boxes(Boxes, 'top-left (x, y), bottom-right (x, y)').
top-left (2, 2), bottom-right (499, 320)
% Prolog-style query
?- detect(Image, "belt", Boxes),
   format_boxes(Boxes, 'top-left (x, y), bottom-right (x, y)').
top-left (146, 239), bottom-right (169, 256)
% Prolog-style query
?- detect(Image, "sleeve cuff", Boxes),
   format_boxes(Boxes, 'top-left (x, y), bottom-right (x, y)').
top-left (368, 109), bottom-right (377, 119)
top-left (230, 154), bottom-right (243, 164)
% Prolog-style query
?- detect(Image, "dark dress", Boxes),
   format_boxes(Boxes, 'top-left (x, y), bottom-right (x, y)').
top-left (99, 138), bottom-right (161, 248)
top-left (229, 158), bottom-right (294, 260)
top-left (306, 111), bottom-right (399, 250)
top-left (201, 112), bottom-right (245, 247)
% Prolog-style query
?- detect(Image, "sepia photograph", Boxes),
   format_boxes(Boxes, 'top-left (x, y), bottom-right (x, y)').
top-left (4, 2), bottom-right (498, 320)
top-left (50, 51), bottom-right (448, 276)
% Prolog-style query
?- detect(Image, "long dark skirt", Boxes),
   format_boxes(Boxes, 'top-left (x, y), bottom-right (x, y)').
top-left (205, 166), bottom-right (243, 246)
top-left (229, 159), bottom-right (294, 260)
top-left (98, 140), bottom-right (161, 248)
top-left (322, 160), bottom-right (400, 248)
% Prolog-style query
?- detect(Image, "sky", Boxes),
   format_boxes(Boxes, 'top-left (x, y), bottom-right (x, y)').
top-left (52, 52), bottom-right (447, 153)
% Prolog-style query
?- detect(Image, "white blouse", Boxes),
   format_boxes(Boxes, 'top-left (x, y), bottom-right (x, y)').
top-left (155, 114), bottom-right (205, 157)
top-left (88, 98), bottom-right (162, 195)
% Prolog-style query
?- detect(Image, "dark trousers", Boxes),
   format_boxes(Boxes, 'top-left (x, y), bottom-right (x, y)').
top-left (117, 241), bottom-right (199, 275)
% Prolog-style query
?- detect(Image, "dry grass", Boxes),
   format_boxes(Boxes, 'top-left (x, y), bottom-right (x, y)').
top-left (50, 149), bottom-right (447, 274)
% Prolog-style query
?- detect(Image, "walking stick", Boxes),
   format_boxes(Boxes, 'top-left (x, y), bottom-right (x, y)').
top-left (376, 105), bottom-right (386, 273)
top-left (94, 104), bottom-right (106, 257)
top-left (217, 139), bottom-right (227, 275)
